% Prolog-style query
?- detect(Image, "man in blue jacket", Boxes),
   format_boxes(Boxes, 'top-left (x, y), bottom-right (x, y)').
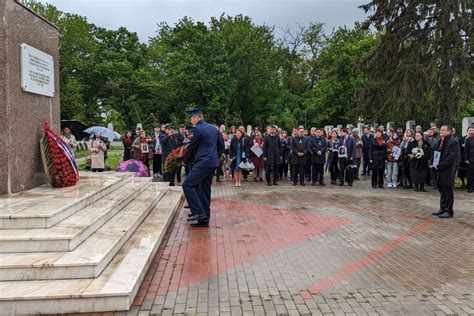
top-left (182, 109), bottom-right (224, 227)
top-left (338, 128), bottom-right (356, 186)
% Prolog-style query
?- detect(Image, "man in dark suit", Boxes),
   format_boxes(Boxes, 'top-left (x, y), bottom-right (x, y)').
top-left (291, 127), bottom-right (310, 186)
top-left (338, 128), bottom-right (356, 186)
top-left (310, 128), bottom-right (327, 186)
top-left (263, 125), bottom-right (282, 186)
top-left (183, 109), bottom-right (224, 227)
top-left (464, 126), bottom-right (474, 193)
top-left (160, 125), bottom-right (179, 186)
top-left (175, 124), bottom-right (188, 183)
top-left (361, 127), bottom-right (373, 175)
top-left (152, 123), bottom-right (163, 178)
top-left (431, 125), bottom-right (460, 218)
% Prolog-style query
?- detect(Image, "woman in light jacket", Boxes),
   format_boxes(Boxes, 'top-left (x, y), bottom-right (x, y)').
top-left (89, 134), bottom-right (107, 172)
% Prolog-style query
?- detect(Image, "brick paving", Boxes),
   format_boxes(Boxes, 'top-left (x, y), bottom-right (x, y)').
top-left (122, 175), bottom-right (471, 315)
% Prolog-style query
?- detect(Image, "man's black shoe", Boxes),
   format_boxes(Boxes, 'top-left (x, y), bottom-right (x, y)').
top-left (320, 182), bottom-right (326, 186)
top-left (355, 177), bottom-right (360, 181)
top-left (431, 209), bottom-right (445, 216)
top-left (348, 183), bottom-right (353, 187)
top-left (378, 186), bottom-right (385, 189)
top-left (187, 214), bottom-right (207, 222)
top-left (300, 183), bottom-right (305, 186)
top-left (438, 211), bottom-right (453, 218)
top-left (339, 183), bottom-right (344, 186)
top-left (191, 222), bottom-right (209, 227)
top-left (273, 182), bottom-right (279, 186)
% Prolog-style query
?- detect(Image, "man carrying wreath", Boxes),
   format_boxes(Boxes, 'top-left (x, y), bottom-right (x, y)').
top-left (182, 108), bottom-right (224, 227)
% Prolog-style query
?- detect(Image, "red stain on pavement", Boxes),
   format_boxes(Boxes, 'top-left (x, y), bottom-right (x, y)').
top-left (300, 218), bottom-right (436, 299)
top-left (133, 198), bottom-right (349, 305)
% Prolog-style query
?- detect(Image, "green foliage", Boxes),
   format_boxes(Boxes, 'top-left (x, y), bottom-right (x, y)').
top-left (360, 0), bottom-right (473, 124)
top-left (26, 1), bottom-right (472, 132)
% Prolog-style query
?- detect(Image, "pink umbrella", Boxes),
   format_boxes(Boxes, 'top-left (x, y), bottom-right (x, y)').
top-left (115, 159), bottom-right (149, 177)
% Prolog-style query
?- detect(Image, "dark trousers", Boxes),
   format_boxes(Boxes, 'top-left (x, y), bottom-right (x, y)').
top-left (163, 169), bottom-right (176, 185)
top-left (305, 156), bottom-right (312, 180)
top-left (265, 164), bottom-right (279, 184)
top-left (279, 160), bottom-right (288, 178)
top-left (467, 164), bottom-right (474, 190)
top-left (362, 150), bottom-right (370, 174)
top-left (311, 163), bottom-right (324, 184)
top-left (292, 164), bottom-right (305, 184)
top-left (438, 185), bottom-right (454, 212)
top-left (153, 154), bottom-right (162, 175)
top-left (372, 167), bottom-right (384, 187)
top-left (182, 166), bottom-right (215, 224)
top-left (338, 158), bottom-right (351, 184)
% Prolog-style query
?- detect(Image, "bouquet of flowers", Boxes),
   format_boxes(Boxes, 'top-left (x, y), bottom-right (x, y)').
top-left (411, 147), bottom-right (424, 159)
top-left (40, 123), bottom-right (80, 188)
top-left (164, 145), bottom-right (188, 173)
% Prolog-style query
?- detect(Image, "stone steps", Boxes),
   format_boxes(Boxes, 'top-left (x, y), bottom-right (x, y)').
top-left (0, 188), bottom-right (183, 315)
top-left (0, 183), bottom-right (168, 281)
top-left (0, 181), bottom-right (149, 253)
top-left (0, 173), bottom-right (132, 229)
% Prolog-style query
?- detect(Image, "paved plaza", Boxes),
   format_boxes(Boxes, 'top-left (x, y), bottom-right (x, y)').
top-left (82, 176), bottom-right (472, 315)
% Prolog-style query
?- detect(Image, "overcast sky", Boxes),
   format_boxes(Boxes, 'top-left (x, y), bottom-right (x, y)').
top-left (42, 0), bottom-right (368, 42)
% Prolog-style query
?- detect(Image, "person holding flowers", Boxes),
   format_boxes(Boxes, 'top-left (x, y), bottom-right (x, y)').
top-left (407, 131), bottom-right (431, 192)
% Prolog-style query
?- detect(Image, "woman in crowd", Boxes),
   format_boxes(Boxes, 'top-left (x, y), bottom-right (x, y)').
top-left (400, 129), bottom-right (414, 189)
top-left (61, 127), bottom-right (78, 155)
top-left (89, 134), bottom-right (107, 172)
top-left (250, 130), bottom-right (265, 182)
top-left (279, 131), bottom-right (290, 179)
top-left (133, 130), bottom-right (152, 176)
top-left (385, 133), bottom-right (401, 188)
top-left (328, 130), bottom-right (340, 185)
top-left (228, 126), bottom-right (237, 141)
top-left (223, 132), bottom-right (231, 178)
top-left (353, 129), bottom-right (363, 180)
top-left (122, 130), bottom-right (134, 161)
top-left (229, 129), bottom-right (248, 187)
top-left (407, 131), bottom-right (432, 192)
top-left (369, 130), bottom-right (387, 188)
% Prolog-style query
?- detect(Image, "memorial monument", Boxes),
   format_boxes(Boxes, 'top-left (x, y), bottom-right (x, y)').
top-left (0, 0), bottom-right (60, 194)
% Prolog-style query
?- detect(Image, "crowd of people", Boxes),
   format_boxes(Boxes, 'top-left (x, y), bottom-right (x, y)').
top-left (122, 121), bottom-right (473, 197)
top-left (59, 118), bottom-right (473, 222)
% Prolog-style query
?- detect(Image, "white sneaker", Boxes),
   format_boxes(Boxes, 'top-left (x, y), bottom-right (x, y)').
top-left (387, 183), bottom-right (393, 188)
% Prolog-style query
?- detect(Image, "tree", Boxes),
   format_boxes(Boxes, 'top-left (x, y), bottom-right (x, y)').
top-left (360, 0), bottom-right (473, 124)
top-left (304, 26), bottom-right (379, 126)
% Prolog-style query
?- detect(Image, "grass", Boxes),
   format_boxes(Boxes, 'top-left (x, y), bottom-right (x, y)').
top-left (77, 151), bottom-right (123, 171)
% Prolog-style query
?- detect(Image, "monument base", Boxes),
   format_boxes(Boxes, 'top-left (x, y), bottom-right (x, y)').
top-left (0, 172), bottom-right (183, 314)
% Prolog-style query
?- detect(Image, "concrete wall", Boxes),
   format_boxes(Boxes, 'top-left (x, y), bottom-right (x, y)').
top-left (0, 0), bottom-right (60, 194)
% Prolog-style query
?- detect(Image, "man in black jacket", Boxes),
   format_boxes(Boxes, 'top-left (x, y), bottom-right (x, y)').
top-left (361, 127), bottom-right (372, 176)
top-left (310, 128), bottom-right (327, 186)
top-left (431, 125), bottom-right (460, 218)
top-left (160, 125), bottom-right (179, 186)
top-left (291, 127), bottom-right (310, 186)
top-left (464, 126), bottom-right (474, 193)
top-left (263, 125), bottom-right (282, 186)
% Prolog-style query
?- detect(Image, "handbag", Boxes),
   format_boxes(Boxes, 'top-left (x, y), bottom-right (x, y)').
top-left (239, 161), bottom-right (255, 171)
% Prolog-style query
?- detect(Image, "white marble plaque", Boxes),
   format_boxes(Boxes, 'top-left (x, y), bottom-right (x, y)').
top-left (20, 43), bottom-right (55, 97)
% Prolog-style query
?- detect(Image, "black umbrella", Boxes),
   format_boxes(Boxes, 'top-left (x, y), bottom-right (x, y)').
top-left (60, 120), bottom-right (90, 141)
